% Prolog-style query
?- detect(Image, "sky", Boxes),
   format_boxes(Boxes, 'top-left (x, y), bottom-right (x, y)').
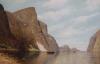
top-left (0, 0), bottom-right (100, 51)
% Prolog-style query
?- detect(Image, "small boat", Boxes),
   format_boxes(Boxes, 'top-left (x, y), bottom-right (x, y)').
top-left (47, 52), bottom-right (55, 54)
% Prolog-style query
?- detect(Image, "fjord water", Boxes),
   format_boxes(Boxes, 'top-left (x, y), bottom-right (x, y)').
top-left (0, 51), bottom-right (99, 64)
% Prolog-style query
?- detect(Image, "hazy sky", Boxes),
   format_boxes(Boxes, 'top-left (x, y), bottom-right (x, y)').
top-left (0, 0), bottom-right (100, 51)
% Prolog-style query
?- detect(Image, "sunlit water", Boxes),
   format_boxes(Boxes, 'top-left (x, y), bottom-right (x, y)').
top-left (0, 51), bottom-right (99, 64)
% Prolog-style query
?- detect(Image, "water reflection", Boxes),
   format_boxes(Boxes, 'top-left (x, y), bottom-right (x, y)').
top-left (0, 51), bottom-right (100, 64)
top-left (23, 52), bottom-right (57, 64)
top-left (48, 52), bottom-right (95, 64)
top-left (0, 52), bottom-right (58, 64)
top-left (92, 53), bottom-right (100, 64)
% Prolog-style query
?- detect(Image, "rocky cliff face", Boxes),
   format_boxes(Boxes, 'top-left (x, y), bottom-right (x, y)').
top-left (87, 34), bottom-right (96, 52)
top-left (0, 4), bottom-right (12, 37)
top-left (39, 21), bottom-right (48, 34)
top-left (0, 4), bottom-right (23, 50)
top-left (44, 34), bottom-right (59, 52)
top-left (87, 30), bottom-right (100, 64)
top-left (92, 30), bottom-right (100, 55)
top-left (5, 7), bottom-right (59, 52)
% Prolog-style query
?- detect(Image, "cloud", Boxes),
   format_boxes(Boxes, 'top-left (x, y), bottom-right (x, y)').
top-left (39, 8), bottom-right (71, 23)
top-left (87, 0), bottom-right (100, 7)
top-left (86, 0), bottom-right (100, 11)
top-left (57, 25), bottom-right (99, 51)
top-left (40, 0), bottom-right (100, 51)
top-left (7, 0), bottom-right (26, 3)
top-left (59, 27), bottom-right (81, 37)
top-left (69, 13), bottom-right (99, 27)
top-left (74, 16), bottom-right (89, 23)
top-left (59, 25), bottom-right (98, 38)
top-left (44, 0), bottom-right (68, 9)
top-left (57, 13), bottom-right (100, 38)
top-left (2, 0), bottom-right (99, 51)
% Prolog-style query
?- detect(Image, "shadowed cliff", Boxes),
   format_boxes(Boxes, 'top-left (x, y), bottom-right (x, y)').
top-left (0, 4), bottom-right (26, 51)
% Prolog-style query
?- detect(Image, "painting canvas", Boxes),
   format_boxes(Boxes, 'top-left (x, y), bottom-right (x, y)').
top-left (0, 0), bottom-right (100, 64)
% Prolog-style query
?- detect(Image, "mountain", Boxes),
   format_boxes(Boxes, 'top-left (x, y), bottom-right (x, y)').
top-left (87, 30), bottom-right (100, 64)
top-left (0, 4), bottom-right (23, 50)
top-left (6, 7), bottom-right (59, 52)
top-left (87, 34), bottom-right (96, 52)
top-left (0, 4), bottom-right (12, 37)
top-left (60, 45), bottom-right (70, 52)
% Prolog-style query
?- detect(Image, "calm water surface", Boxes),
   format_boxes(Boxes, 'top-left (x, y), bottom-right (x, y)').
top-left (0, 51), bottom-right (99, 64)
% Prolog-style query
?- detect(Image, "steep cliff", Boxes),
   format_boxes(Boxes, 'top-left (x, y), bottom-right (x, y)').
top-left (44, 34), bottom-right (59, 52)
top-left (87, 30), bottom-right (100, 64)
top-left (0, 4), bottom-right (11, 37)
top-left (39, 21), bottom-right (48, 34)
top-left (6, 7), bottom-right (59, 52)
top-left (0, 4), bottom-right (23, 50)
top-left (92, 30), bottom-right (100, 55)
top-left (39, 20), bottom-right (59, 52)
top-left (87, 34), bottom-right (96, 52)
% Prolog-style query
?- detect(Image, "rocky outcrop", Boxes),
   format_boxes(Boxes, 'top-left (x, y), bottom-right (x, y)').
top-left (0, 4), bottom-right (12, 37)
top-left (87, 30), bottom-right (100, 53)
top-left (0, 4), bottom-right (23, 50)
top-left (87, 30), bottom-right (100, 64)
top-left (44, 34), bottom-right (59, 52)
top-left (87, 34), bottom-right (96, 52)
top-left (92, 30), bottom-right (100, 54)
top-left (39, 21), bottom-right (48, 34)
top-left (6, 7), bottom-right (59, 52)
top-left (59, 45), bottom-right (70, 52)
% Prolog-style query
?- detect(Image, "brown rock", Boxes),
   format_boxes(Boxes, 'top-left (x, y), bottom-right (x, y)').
top-left (39, 20), bottom-right (48, 34)
top-left (7, 12), bottom-right (23, 40)
top-left (7, 7), bottom-right (59, 52)
top-left (0, 4), bottom-right (12, 37)
top-left (0, 4), bottom-right (22, 50)
top-left (38, 20), bottom-right (59, 52)
top-left (87, 30), bottom-right (100, 64)
top-left (92, 30), bottom-right (100, 55)
top-left (13, 7), bottom-right (48, 50)
top-left (44, 34), bottom-right (59, 52)
top-left (87, 34), bottom-right (96, 52)
top-left (7, 8), bottom-right (38, 50)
